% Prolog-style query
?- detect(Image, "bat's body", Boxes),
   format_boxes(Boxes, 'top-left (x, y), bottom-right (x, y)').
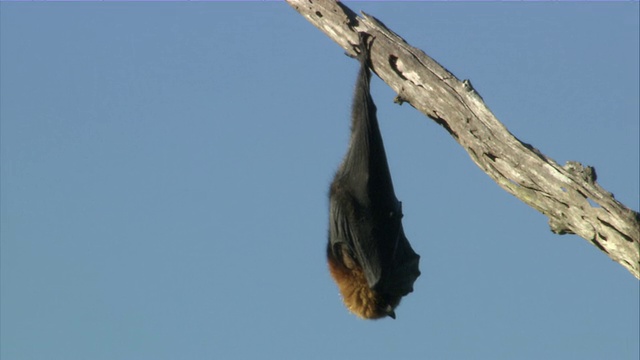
top-left (327, 34), bottom-right (420, 320)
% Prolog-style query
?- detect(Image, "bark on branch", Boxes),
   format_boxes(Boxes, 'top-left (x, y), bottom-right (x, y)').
top-left (286, 0), bottom-right (640, 279)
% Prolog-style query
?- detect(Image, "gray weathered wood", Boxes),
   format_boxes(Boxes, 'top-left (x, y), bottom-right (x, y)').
top-left (287, 0), bottom-right (640, 279)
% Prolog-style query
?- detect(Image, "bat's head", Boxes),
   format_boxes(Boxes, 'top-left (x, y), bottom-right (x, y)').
top-left (327, 244), bottom-right (402, 320)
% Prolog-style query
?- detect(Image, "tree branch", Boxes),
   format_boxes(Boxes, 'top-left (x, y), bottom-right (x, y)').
top-left (287, 0), bottom-right (640, 279)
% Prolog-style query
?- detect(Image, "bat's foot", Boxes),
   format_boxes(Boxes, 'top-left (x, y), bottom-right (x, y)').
top-left (356, 32), bottom-right (374, 65)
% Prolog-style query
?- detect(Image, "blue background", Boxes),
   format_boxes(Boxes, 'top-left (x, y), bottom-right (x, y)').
top-left (1, 2), bottom-right (638, 359)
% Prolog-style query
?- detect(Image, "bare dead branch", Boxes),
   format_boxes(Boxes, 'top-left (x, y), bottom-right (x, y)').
top-left (287, 0), bottom-right (640, 279)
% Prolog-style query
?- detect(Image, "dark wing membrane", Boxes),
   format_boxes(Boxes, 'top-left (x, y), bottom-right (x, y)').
top-left (329, 186), bottom-right (384, 288)
top-left (383, 226), bottom-right (420, 296)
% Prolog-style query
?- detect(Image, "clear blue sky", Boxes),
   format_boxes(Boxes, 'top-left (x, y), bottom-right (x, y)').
top-left (1, 2), bottom-right (638, 360)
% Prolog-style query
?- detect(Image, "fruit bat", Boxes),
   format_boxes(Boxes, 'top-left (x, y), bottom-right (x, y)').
top-left (327, 33), bottom-right (421, 320)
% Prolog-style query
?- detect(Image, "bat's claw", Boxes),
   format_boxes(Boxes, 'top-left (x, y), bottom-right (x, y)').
top-left (356, 32), bottom-right (374, 64)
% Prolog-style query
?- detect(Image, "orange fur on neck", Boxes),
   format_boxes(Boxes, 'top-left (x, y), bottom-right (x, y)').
top-left (328, 257), bottom-right (387, 319)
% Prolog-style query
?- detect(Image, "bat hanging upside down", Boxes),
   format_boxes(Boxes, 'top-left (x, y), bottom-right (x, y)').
top-left (327, 33), bottom-right (421, 320)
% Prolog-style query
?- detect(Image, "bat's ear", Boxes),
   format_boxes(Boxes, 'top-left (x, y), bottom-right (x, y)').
top-left (386, 307), bottom-right (396, 319)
